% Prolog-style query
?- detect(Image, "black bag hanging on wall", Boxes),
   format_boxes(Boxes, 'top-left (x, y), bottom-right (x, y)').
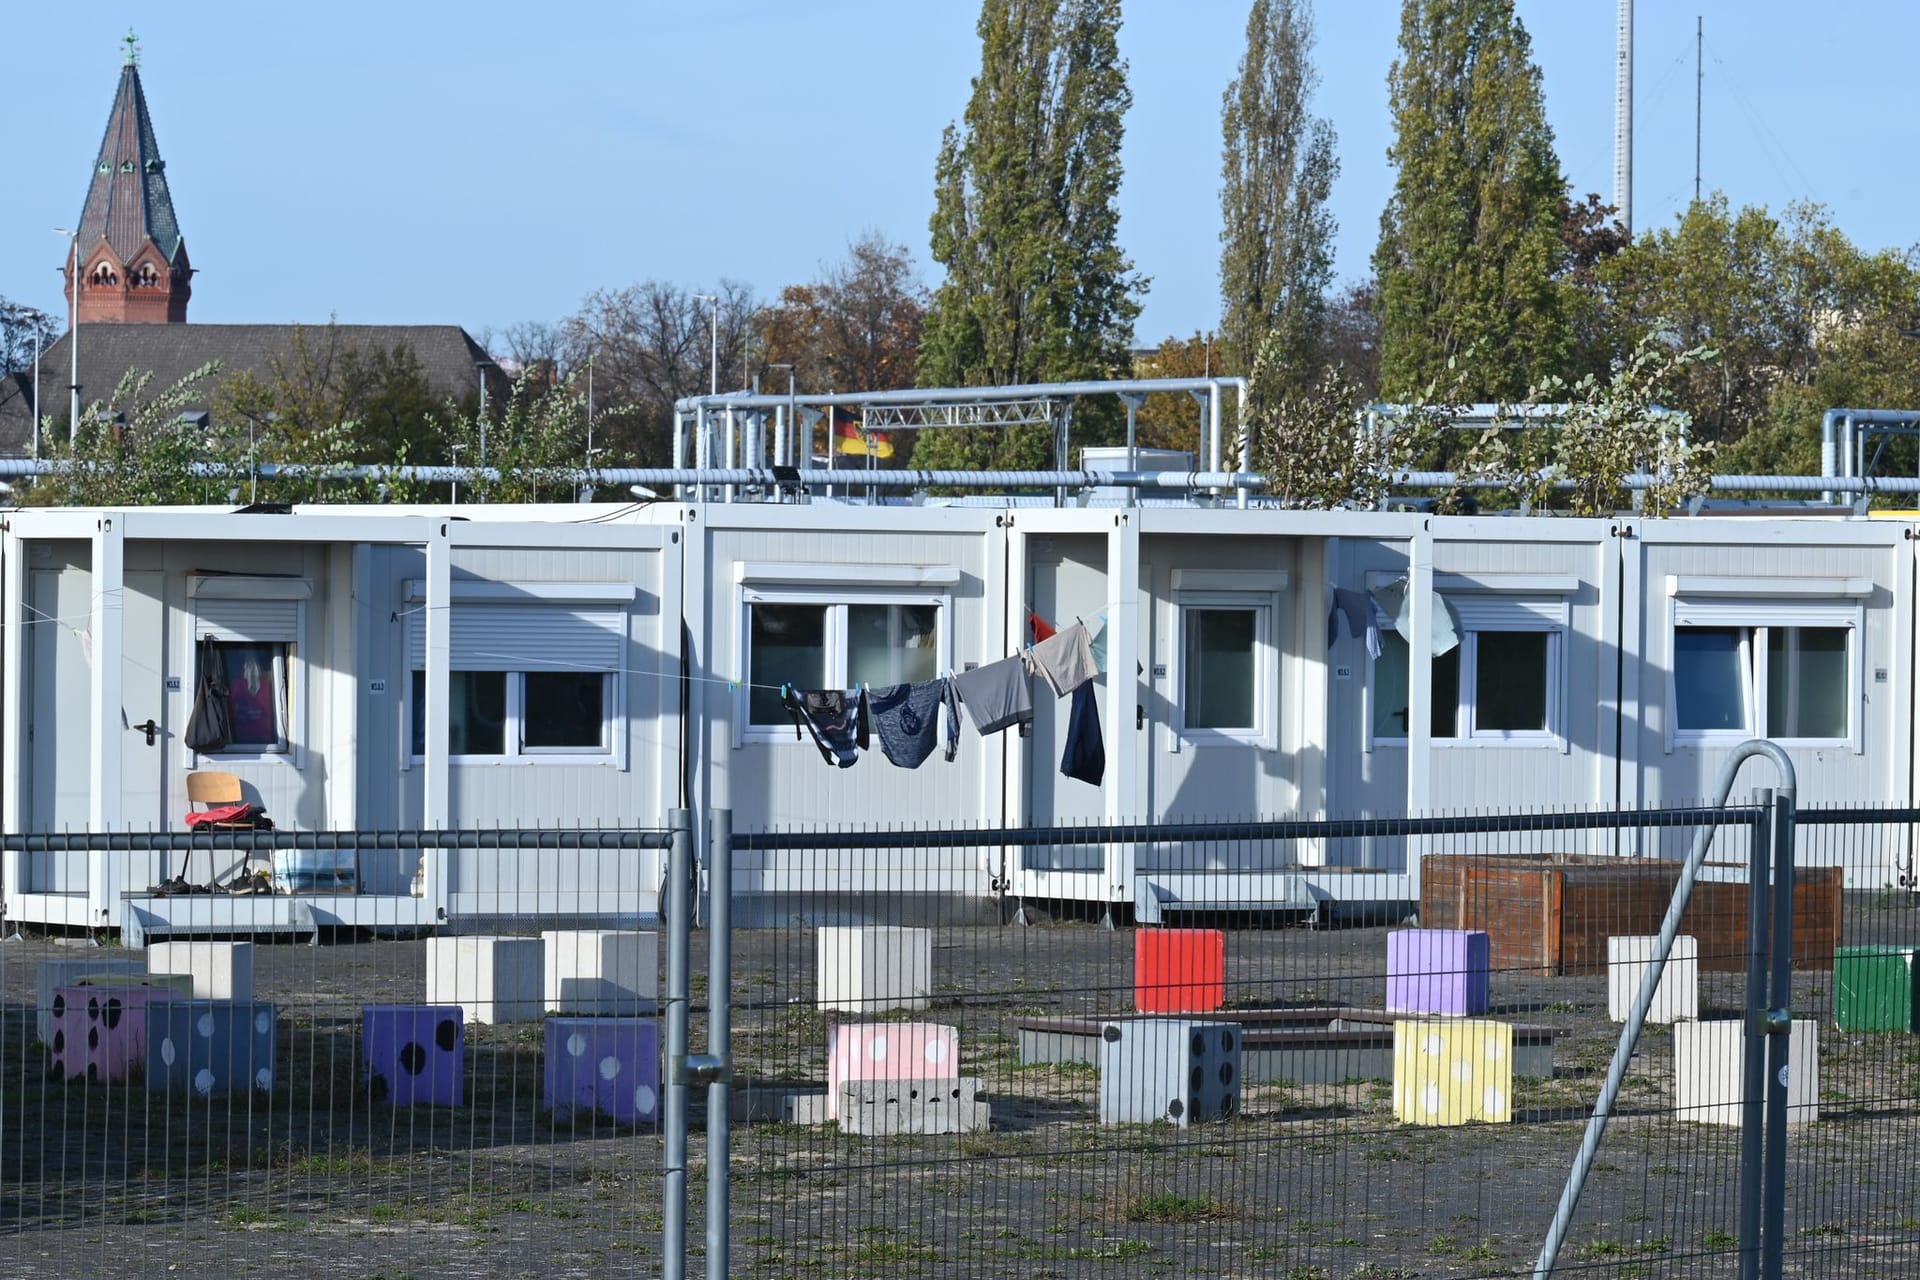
top-left (182, 635), bottom-right (233, 753)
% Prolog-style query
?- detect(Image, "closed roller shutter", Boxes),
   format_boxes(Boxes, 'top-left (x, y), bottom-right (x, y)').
top-left (407, 604), bottom-right (627, 672)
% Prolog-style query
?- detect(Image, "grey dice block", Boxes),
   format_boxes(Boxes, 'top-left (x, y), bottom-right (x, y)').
top-left (1099, 1018), bottom-right (1242, 1126)
top-left (146, 1000), bottom-right (278, 1098)
top-left (836, 1076), bottom-right (988, 1136)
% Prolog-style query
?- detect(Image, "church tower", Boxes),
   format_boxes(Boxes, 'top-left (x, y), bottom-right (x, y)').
top-left (65, 32), bottom-right (192, 325)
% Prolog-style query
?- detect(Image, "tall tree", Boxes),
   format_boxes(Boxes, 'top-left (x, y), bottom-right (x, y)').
top-left (1218, 0), bottom-right (1339, 384)
top-left (758, 232), bottom-right (926, 395)
top-left (917, 0), bottom-right (1144, 470)
top-left (1374, 0), bottom-right (1568, 401)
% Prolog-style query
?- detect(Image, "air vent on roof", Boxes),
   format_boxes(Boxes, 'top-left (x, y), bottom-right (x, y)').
top-left (233, 502), bottom-right (295, 516)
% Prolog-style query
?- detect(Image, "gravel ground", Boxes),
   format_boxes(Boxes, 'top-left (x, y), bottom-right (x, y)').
top-left (1, 893), bottom-right (1918, 1279)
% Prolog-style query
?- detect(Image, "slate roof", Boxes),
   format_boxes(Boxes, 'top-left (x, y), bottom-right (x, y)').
top-left (0, 324), bottom-right (505, 454)
top-left (79, 60), bottom-right (186, 268)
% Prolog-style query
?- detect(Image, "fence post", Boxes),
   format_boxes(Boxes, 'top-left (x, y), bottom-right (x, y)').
top-left (1738, 791), bottom-right (1774, 1280)
top-left (1761, 789), bottom-right (1797, 1280)
top-left (706, 807), bottom-right (734, 1280)
top-left (663, 809), bottom-right (692, 1280)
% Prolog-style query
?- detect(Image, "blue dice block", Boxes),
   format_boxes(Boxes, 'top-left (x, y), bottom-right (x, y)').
top-left (364, 1004), bottom-right (465, 1107)
top-left (146, 1000), bottom-right (277, 1098)
top-left (543, 1017), bottom-right (660, 1124)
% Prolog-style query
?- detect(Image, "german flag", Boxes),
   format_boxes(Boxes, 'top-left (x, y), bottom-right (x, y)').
top-left (831, 407), bottom-right (894, 459)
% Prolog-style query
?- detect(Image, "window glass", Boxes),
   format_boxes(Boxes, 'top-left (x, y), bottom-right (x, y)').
top-left (524, 672), bottom-right (606, 748)
top-left (213, 641), bottom-right (289, 751)
top-left (1475, 631), bottom-right (1548, 732)
top-left (449, 671), bottom-right (507, 755)
top-left (1371, 633), bottom-right (1461, 739)
top-left (1185, 608), bottom-right (1256, 730)
top-left (749, 603), bottom-right (826, 723)
top-left (847, 603), bottom-right (939, 688)
top-left (1674, 627), bottom-right (1749, 732)
top-left (1768, 626), bottom-right (1848, 739)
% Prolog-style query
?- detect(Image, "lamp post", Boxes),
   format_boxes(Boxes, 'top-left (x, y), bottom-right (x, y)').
top-left (27, 309), bottom-right (43, 460)
top-left (693, 294), bottom-right (719, 395)
top-left (53, 227), bottom-right (78, 443)
top-left (449, 443), bottom-right (465, 506)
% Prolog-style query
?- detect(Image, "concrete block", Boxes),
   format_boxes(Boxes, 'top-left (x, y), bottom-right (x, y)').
top-left (1675, 1019), bottom-right (1819, 1126)
top-left (1098, 1019), bottom-right (1241, 1126)
top-left (146, 1000), bottom-right (277, 1098)
top-left (1393, 1018), bottom-right (1512, 1125)
top-left (426, 936), bottom-right (544, 1024)
top-left (36, 957), bottom-right (144, 1043)
top-left (1134, 928), bottom-right (1226, 1013)
top-left (543, 1016), bottom-right (660, 1124)
top-left (148, 941), bottom-right (255, 1001)
top-left (541, 929), bottom-right (658, 1015)
top-left (826, 1021), bottom-right (959, 1119)
top-left (837, 1077), bottom-right (988, 1135)
top-left (49, 985), bottom-right (181, 1083)
top-left (815, 926), bottom-right (931, 1013)
top-left (363, 1004), bottom-right (464, 1107)
top-left (1607, 935), bottom-right (1699, 1023)
top-left (1387, 929), bottom-right (1490, 1016)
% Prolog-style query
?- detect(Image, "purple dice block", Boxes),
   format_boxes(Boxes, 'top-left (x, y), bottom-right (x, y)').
top-left (49, 985), bottom-right (180, 1083)
top-left (543, 1017), bottom-right (660, 1124)
top-left (1387, 929), bottom-right (1491, 1016)
top-left (363, 1005), bottom-right (465, 1107)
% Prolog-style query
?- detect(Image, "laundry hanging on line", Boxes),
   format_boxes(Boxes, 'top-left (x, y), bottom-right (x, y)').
top-left (951, 655), bottom-right (1033, 736)
top-left (1368, 578), bottom-right (1460, 657)
top-left (1027, 608), bottom-right (1057, 643)
top-left (781, 687), bottom-right (870, 768)
top-left (1028, 620), bottom-right (1098, 697)
top-left (1060, 680), bottom-right (1105, 786)
top-left (1327, 586), bottom-right (1383, 658)
top-left (868, 679), bottom-right (949, 769)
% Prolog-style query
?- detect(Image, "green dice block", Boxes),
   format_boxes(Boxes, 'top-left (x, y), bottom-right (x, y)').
top-left (1834, 945), bottom-right (1920, 1033)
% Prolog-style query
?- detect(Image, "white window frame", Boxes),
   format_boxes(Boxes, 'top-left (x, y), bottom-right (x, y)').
top-left (735, 573), bottom-right (954, 748)
top-left (1169, 570), bottom-right (1285, 751)
top-left (1666, 592), bottom-right (1864, 753)
top-left (401, 580), bottom-right (634, 770)
top-left (1365, 574), bottom-right (1573, 753)
top-left (186, 575), bottom-right (310, 767)
top-left (407, 668), bottom-right (619, 764)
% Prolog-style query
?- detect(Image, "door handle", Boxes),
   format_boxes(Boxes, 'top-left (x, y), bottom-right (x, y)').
top-left (1136, 705), bottom-right (1145, 730)
top-left (135, 719), bottom-right (158, 746)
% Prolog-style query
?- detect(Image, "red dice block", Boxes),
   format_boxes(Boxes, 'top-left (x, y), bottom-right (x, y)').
top-left (1134, 928), bottom-right (1226, 1013)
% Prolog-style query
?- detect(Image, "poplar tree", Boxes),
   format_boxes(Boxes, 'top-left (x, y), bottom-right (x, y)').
top-left (1374, 0), bottom-right (1568, 401)
top-left (917, 0), bottom-right (1143, 470)
top-left (1218, 0), bottom-right (1338, 384)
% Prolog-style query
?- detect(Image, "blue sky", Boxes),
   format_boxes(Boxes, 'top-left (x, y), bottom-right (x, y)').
top-left (3, 2), bottom-right (1913, 350)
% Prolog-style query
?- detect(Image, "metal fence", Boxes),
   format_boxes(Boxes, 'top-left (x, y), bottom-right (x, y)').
top-left (3, 805), bottom-right (1920, 1278)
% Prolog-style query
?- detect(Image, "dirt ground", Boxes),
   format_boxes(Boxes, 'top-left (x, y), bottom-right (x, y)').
top-left (2, 894), bottom-right (1919, 1279)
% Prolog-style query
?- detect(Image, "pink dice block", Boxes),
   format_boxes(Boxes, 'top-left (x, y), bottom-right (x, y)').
top-left (49, 985), bottom-right (180, 1083)
top-left (1387, 928), bottom-right (1491, 1016)
top-left (826, 1022), bottom-right (959, 1120)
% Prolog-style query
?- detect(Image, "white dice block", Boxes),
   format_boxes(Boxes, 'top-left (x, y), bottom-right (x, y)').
top-left (1674, 1019), bottom-right (1819, 1127)
top-left (426, 936), bottom-right (544, 1024)
top-left (1099, 1019), bottom-right (1242, 1127)
top-left (148, 942), bottom-right (256, 1001)
top-left (541, 930), bottom-right (658, 1015)
top-left (36, 957), bottom-right (144, 1043)
top-left (815, 926), bottom-right (931, 1014)
top-left (1608, 935), bottom-right (1699, 1024)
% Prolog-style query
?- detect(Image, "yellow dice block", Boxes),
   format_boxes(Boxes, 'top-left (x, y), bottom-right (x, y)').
top-left (1393, 1018), bottom-right (1513, 1126)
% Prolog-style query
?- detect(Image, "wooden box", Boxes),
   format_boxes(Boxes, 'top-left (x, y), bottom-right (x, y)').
top-left (1421, 855), bottom-right (1841, 976)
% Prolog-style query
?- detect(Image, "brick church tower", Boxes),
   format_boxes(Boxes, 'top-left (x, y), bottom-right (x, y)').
top-left (64, 33), bottom-right (192, 325)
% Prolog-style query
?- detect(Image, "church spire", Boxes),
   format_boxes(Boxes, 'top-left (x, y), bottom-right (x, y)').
top-left (66, 32), bottom-right (192, 324)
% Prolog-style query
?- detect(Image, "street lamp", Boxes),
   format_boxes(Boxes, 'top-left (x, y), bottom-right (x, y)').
top-left (449, 443), bottom-right (465, 505)
top-left (24, 308), bottom-right (45, 460)
top-left (693, 294), bottom-right (719, 395)
top-left (53, 227), bottom-right (78, 443)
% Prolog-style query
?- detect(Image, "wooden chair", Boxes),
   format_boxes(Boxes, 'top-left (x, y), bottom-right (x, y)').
top-left (184, 770), bottom-right (269, 890)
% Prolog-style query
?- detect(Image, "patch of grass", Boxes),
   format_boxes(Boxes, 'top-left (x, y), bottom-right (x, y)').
top-left (1701, 1229), bottom-right (1738, 1250)
top-left (849, 1238), bottom-right (936, 1265)
top-left (1123, 1192), bottom-right (1230, 1223)
top-left (1462, 1241), bottom-right (1500, 1261)
top-left (1578, 1238), bottom-right (1629, 1259)
top-left (1428, 1233), bottom-right (1457, 1255)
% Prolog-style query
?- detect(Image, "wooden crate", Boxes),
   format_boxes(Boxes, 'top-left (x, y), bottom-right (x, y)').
top-left (1421, 855), bottom-right (1841, 976)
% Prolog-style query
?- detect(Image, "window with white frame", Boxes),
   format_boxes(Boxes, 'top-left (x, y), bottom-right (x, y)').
top-left (190, 576), bottom-right (309, 757)
top-left (1170, 570), bottom-right (1285, 748)
top-left (404, 582), bottom-right (632, 763)
top-left (744, 596), bottom-right (944, 726)
top-left (1669, 594), bottom-right (1859, 744)
top-left (1369, 587), bottom-right (1568, 746)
